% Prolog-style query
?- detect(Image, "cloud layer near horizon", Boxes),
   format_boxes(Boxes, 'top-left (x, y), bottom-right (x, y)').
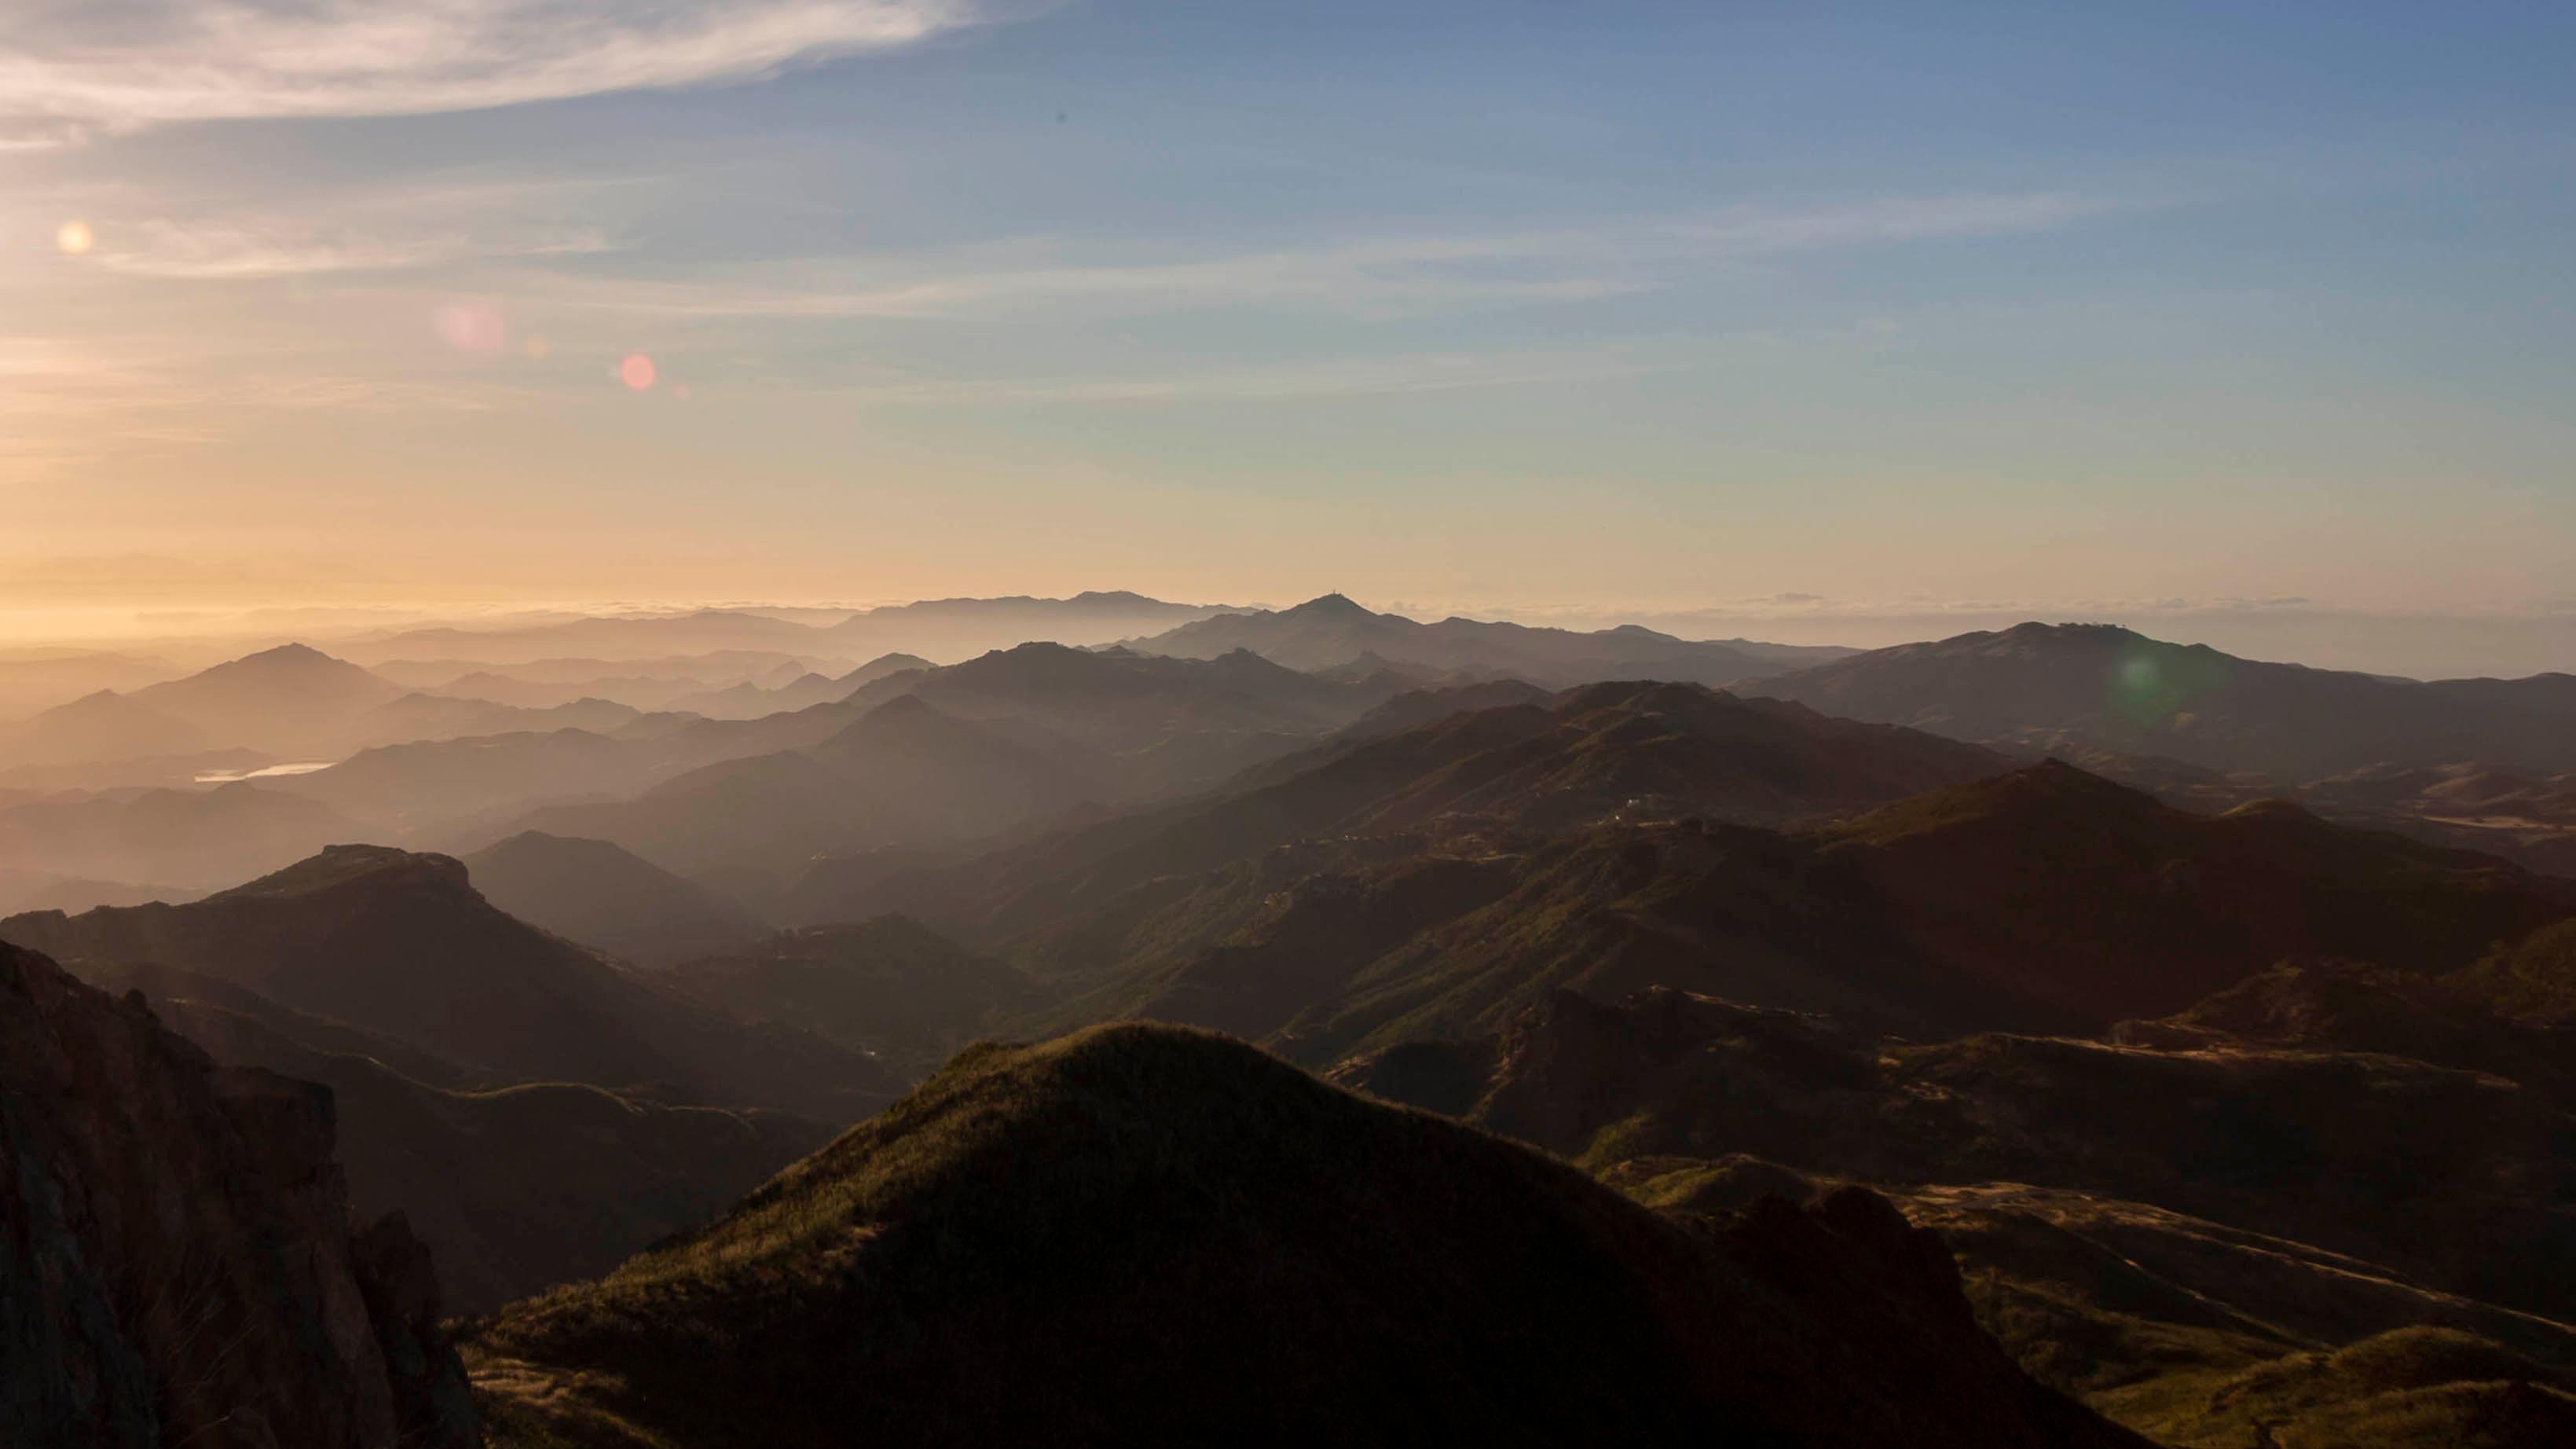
top-left (0, 0), bottom-right (1017, 142)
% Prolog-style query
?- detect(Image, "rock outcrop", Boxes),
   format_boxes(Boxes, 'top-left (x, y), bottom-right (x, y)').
top-left (0, 939), bottom-right (478, 1448)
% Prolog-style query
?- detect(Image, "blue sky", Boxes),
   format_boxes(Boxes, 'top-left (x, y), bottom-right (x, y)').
top-left (3, 1), bottom-right (2572, 672)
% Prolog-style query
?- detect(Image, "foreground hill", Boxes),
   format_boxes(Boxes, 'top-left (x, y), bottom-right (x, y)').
top-left (1122, 592), bottom-right (1804, 686)
top-left (1, 845), bottom-right (895, 1118)
top-left (1739, 622), bottom-right (2576, 778)
top-left (471, 1024), bottom-right (2135, 1447)
top-left (464, 831), bottom-right (769, 967)
top-left (0, 941), bottom-right (475, 1448)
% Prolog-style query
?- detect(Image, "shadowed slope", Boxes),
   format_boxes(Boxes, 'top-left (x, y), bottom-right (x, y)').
top-left (1334, 985), bottom-right (2576, 1320)
top-left (473, 1023), bottom-right (2137, 1448)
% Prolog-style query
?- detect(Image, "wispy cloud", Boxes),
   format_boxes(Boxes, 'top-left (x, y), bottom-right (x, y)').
top-left (493, 191), bottom-right (2133, 323)
top-left (821, 345), bottom-right (1669, 405)
top-left (28, 171), bottom-right (639, 280)
top-left (93, 216), bottom-right (612, 279)
top-left (0, 1), bottom-right (1027, 141)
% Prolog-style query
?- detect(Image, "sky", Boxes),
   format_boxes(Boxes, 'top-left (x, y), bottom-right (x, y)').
top-left (3, 1), bottom-right (2574, 673)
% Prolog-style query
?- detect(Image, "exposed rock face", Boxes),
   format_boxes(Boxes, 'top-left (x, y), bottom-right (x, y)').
top-left (0, 940), bottom-right (477, 1449)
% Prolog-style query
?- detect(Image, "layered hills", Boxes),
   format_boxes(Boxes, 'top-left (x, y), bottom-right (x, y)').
top-left (0, 780), bottom-right (363, 891)
top-left (782, 682), bottom-right (2572, 1060)
top-left (495, 645), bottom-right (1418, 891)
top-left (1, 844), bottom-right (895, 1119)
top-left (470, 1023), bottom-right (2138, 1447)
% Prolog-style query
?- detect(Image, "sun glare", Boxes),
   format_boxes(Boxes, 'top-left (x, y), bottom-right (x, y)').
top-left (55, 220), bottom-right (93, 255)
top-left (620, 353), bottom-right (658, 391)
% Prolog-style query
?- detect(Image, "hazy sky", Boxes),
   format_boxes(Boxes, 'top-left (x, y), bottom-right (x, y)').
top-left (4, 2), bottom-right (2573, 666)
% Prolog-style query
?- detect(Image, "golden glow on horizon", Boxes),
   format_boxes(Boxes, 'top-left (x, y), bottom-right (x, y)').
top-left (54, 220), bottom-right (93, 255)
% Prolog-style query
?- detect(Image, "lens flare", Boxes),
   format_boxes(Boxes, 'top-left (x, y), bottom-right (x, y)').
top-left (433, 302), bottom-right (508, 354)
top-left (620, 354), bottom-right (658, 391)
top-left (522, 334), bottom-right (552, 360)
top-left (56, 221), bottom-right (93, 255)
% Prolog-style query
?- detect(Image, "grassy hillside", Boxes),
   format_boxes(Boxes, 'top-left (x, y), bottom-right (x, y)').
top-left (471, 1024), bottom-right (2136, 1447)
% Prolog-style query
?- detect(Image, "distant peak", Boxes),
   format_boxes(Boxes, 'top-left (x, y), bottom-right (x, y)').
top-left (243, 641), bottom-right (335, 662)
top-left (1284, 592), bottom-right (1374, 619)
top-left (1992, 621), bottom-right (2142, 644)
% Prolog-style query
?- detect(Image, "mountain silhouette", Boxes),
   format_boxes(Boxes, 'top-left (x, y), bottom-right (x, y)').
top-left (129, 642), bottom-right (405, 754)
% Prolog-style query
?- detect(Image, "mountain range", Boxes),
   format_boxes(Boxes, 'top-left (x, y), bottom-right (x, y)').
top-left (350, 592), bottom-right (1236, 667)
top-left (1739, 621), bottom-right (2576, 779)
top-left (1119, 591), bottom-right (1852, 684)
top-left (8, 596), bottom-right (2576, 1446)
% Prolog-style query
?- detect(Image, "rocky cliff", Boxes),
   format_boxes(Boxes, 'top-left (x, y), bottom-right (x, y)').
top-left (0, 939), bottom-right (477, 1448)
